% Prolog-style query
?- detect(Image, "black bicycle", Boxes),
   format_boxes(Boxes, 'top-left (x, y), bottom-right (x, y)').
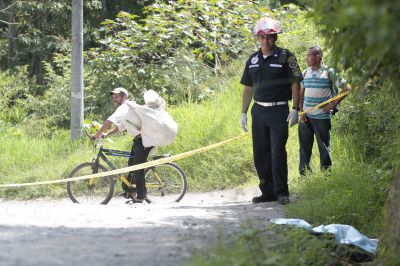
top-left (66, 137), bottom-right (187, 204)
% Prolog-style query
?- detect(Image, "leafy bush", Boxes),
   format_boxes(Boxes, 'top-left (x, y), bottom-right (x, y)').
top-left (27, 55), bottom-right (71, 127)
top-left (299, 1), bottom-right (400, 261)
top-left (305, 0), bottom-right (400, 166)
top-left (2, 3), bottom-right (318, 129)
top-left (0, 67), bottom-right (30, 124)
top-left (85, 0), bottom-right (260, 104)
top-left (336, 84), bottom-right (400, 167)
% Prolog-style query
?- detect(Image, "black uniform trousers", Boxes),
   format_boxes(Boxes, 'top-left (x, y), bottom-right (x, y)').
top-left (251, 104), bottom-right (289, 198)
top-left (123, 136), bottom-right (153, 200)
top-left (298, 117), bottom-right (332, 175)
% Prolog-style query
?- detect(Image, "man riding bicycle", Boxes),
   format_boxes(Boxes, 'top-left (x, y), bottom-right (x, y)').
top-left (91, 87), bottom-right (164, 204)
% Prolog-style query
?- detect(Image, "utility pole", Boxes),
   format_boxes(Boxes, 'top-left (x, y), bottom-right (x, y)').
top-left (70, 0), bottom-right (84, 140)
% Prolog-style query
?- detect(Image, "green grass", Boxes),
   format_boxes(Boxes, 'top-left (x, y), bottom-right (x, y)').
top-left (188, 120), bottom-right (391, 265)
top-left (0, 129), bottom-right (86, 199)
top-left (158, 84), bottom-right (255, 191)
top-left (0, 123), bottom-right (131, 199)
top-left (0, 76), bottom-right (392, 264)
top-left (190, 223), bottom-right (373, 266)
top-left (0, 81), bottom-right (257, 199)
top-left (286, 134), bottom-right (387, 237)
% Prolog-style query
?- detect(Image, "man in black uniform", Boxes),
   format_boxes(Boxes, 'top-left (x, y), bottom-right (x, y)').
top-left (240, 17), bottom-right (303, 205)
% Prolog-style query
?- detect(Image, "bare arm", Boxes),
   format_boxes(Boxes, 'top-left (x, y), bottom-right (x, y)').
top-left (92, 120), bottom-right (113, 139)
top-left (103, 126), bottom-right (119, 138)
top-left (299, 85), bottom-right (307, 122)
top-left (242, 86), bottom-right (253, 114)
top-left (291, 81), bottom-right (300, 109)
top-left (299, 86), bottom-right (304, 112)
top-left (322, 83), bottom-right (351, 112)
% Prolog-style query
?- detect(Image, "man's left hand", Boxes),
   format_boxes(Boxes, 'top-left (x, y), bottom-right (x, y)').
top-left (90, 133), bottom-right (105, 142)
top-left (287, 110), bottom-right (299, 127)
top-left (321, 102), bottom-right (336, 113)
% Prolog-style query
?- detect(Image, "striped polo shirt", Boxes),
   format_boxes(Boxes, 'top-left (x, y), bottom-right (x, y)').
top-left (301, 66), bottom-right (343, 119)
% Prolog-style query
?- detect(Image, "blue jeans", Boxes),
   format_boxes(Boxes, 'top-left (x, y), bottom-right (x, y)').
top-left (298, 117), bottom-right (332, 175)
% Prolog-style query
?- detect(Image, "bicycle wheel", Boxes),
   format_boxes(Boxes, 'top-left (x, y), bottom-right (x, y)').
top-left (66, 162), bottom-right (115, 204)
top-left (145, 162), bottom-right (187, 203)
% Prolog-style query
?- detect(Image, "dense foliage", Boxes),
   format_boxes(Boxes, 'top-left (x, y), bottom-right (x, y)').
top-left (303, 0), bottom-right (400, 262)
top-left (1, 1), bottom-right (317, 127)
top-left (85, 0), bottom-right (260, 108)
top-left (0, 0), bottom-right (152, 79)
top-left (307, 0), bottom-right (400, 170)
top-left (1, 0), bottom-right (398, 263)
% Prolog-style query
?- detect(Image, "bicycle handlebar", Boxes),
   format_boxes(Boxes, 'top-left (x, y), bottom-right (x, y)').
top-left (83, 129), bottom-right (105, 149)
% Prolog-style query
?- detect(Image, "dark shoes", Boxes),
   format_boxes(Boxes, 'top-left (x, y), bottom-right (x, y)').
top-left (252, 195), bottom-right (277, 203)
top-left (252, 195), bottom-right (290, 205)
top-left (117, 191), bottom-right (130, 198)
top-left (125, 197), bottom-right (152, 204)
top-left (278, 196), bottom-right (290, 205)
top-left (123, 191), bottom-right (152, 204)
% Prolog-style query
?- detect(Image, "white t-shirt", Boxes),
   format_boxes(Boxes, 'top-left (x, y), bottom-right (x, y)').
top-left (107, 101), bottom-right (141, 137)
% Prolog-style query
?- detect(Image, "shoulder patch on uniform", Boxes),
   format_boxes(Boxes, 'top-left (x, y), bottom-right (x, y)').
top-left (251, 55), bottom-right (259, 65)
top-left (292, 68), bottom-right (301, 77)
top-left (287, 56), bottom-right (298, 69)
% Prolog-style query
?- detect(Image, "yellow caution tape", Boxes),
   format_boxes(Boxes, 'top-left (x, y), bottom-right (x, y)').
top-left (298, 90), bottom-right (349, 115)
top-left (0, 133), bottom-right (250, 188)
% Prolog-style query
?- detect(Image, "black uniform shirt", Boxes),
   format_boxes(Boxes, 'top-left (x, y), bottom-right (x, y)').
top-left (240, 46), bottom-right (303, 102)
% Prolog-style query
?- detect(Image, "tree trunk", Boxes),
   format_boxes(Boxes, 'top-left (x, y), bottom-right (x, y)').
top-left (386, 171), bottom-right (400, 251)
top-left (101, 0), bottom-right (107, 17)
top-left (28, 2), bottom-right (45, 84)
top-left (30, 54), bottom-right (43, 83)
top-left (1, 0), bottom-right (17, 67)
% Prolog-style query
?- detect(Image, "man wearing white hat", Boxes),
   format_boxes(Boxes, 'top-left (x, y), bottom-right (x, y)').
top-left (91, 87), bottom-right (152, 203)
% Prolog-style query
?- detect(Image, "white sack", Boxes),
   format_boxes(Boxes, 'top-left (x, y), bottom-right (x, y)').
top-left (125, 101), bottom-right (178, 147)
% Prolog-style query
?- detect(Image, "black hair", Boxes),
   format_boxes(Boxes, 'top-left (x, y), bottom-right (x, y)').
top-left (308, 45), bottom-right (323, 58)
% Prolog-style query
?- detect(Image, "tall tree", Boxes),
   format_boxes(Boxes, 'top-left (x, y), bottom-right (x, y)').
top-left (0, 1), bottom-right (17, 67)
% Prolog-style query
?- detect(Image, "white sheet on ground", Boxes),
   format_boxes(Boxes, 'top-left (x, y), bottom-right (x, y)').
top-left (270, 218), bottom-right (378, 254)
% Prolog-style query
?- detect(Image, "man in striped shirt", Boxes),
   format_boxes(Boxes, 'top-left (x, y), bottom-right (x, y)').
top-left (298, 46), bottom-right (350, 175)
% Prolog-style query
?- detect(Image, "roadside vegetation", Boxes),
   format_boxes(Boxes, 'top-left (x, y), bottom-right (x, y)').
top-left (191, 223), bottom-right (377, 266)
top-left (192, 0), bottom-right (400, 265)
top-left (0, 0), bottom-right (398, 265)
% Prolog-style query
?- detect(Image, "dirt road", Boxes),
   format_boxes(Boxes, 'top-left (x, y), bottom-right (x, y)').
top-left (0, 187), bottom-right (284, 266)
